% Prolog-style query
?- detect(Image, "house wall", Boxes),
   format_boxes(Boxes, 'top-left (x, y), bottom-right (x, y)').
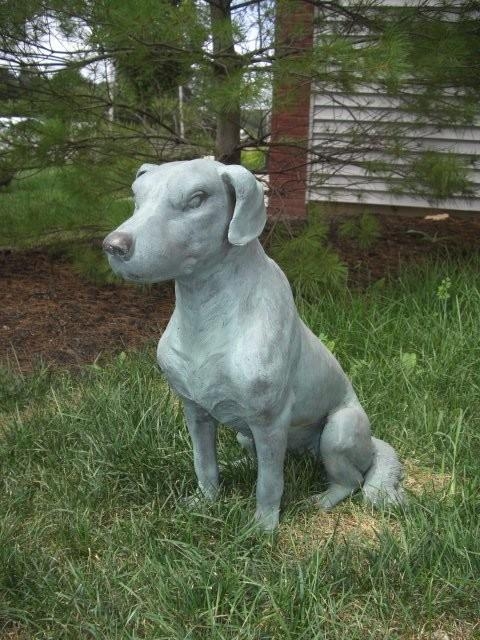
top-left (308, 2), bottom-right (480, 214)
top-left (309, 87), bottom-right (480, 214)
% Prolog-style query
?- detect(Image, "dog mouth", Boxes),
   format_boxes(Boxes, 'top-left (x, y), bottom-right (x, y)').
top-left (123, 267), bottom-right (163, 284)
top-left (106, 255), bottom-right (144, 282)
top-left (123, 270), bottom-right (146, 282)
top-left (106, 253), bottom-right (171, 284)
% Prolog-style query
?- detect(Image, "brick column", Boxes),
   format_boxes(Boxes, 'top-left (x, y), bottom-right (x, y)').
top-left (268, 0), bottom-right (314, 220)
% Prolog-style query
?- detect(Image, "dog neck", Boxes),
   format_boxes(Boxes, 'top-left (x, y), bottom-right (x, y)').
top-left (173, 239), bottom-right (267, 330)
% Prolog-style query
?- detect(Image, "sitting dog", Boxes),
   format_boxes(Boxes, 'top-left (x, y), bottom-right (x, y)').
top-left (103, 159), bottom-right (405, 531)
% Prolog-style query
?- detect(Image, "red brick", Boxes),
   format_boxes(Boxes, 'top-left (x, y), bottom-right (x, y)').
top-left (268, 0), bottom-right (314, 220)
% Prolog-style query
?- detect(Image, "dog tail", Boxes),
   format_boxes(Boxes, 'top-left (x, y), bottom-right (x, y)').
top-left (362, 437), bottom-right (406, 507)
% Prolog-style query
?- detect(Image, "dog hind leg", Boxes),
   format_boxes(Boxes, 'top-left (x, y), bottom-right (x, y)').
top-left (236, 432), bottom-right (256, 460)
top-left (312, 405), bottom-right (374, 510)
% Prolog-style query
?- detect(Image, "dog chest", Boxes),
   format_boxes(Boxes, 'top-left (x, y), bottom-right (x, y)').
top-left (157, 334), bottom-right (238, 411)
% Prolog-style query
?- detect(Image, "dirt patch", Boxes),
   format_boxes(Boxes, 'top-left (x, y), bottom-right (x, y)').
top-left (277, 504), bottom-right (388, 559)
top-left (1, 212), bottom-right (479, 371)
top-left (0, 249), bottom-right (174, 372)
top-left (276, 458), bottom-right (456, 562)
top-left (327, 211), bottom-right (480, 287)
top-left (409, 619), bottom-right (479, 640)
top-left (404, 460), bottom-right (451, 496)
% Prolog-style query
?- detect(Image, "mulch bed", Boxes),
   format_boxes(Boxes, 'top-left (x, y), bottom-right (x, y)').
top-left (329, 211), bottom-right (480, 286)
top-left (1, 212), bottom-right (479, 372)
top-left (0, 250), bottom-right (174, 372)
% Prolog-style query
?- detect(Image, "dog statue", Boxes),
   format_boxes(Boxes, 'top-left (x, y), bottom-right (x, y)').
top-left (103, 159), bottom-right (405, 531)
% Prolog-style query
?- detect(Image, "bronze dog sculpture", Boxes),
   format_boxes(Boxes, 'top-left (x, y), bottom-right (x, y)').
top-left (103, 159), bottom-right (405, 531)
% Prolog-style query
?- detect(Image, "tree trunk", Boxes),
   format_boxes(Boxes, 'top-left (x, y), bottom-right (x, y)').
top-left (210, 0), bottom-right (241, 165)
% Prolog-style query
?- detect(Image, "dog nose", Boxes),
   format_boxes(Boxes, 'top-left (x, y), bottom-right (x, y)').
top-left (102, 231), bottom-right (134, 258)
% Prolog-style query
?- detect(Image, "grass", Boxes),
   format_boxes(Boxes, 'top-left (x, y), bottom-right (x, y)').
top-left (1, 258), bottom-right (479, 638)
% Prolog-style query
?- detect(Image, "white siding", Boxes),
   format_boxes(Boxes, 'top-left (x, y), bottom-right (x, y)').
top-left (308, 3), bottom-right (480, 213)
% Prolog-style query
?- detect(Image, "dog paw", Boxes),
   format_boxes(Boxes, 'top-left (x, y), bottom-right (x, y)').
top-left (310, 484), bottom-right (356, 511)
top-left (309, 493), bottom-right (336, 511)
top-left (179, 491), bottom-right (205, 509)
top-left (179, 488), bottom-right (218, 509)
top-left (254, 508), bottom-right (279, 532)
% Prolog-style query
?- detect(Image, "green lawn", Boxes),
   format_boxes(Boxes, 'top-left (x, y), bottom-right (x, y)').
top-left (1, 258), bottom-right (479, 639)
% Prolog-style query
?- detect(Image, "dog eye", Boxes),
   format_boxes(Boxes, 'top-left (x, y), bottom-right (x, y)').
top-left (187, 191), bottom-right (207, 209)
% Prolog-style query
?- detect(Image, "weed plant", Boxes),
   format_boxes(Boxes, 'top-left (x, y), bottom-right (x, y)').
top-left (270, 215), bottom-right (348, 296)
top-left (338, 212), bottom-right (381, 249)
top-left (0, 258), bottom-right (479, 638)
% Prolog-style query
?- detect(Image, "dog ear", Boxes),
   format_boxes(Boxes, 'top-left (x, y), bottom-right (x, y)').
top-left (220, 165), bottom-right (267, 246)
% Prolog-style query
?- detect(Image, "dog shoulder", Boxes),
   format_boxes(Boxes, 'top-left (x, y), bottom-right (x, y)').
top-left (230, 268), bottom-right (301, 410)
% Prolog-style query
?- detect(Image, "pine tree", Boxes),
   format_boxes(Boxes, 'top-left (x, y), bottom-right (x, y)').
top-left (0, 0), bottom-right (478, 200)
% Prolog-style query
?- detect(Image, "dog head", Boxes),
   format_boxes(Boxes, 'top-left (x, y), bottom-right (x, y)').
top-left (103, 159), bottom-right (266, 283)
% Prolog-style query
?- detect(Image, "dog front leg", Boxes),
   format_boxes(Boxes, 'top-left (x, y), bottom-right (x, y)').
top-left (183, 398), bottom-right (220, 501)
top-left (250, 404), bottom-right (291, 531)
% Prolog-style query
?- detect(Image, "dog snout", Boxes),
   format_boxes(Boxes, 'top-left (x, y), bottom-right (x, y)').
top-left (102, 231), bottom-right (134, 259)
